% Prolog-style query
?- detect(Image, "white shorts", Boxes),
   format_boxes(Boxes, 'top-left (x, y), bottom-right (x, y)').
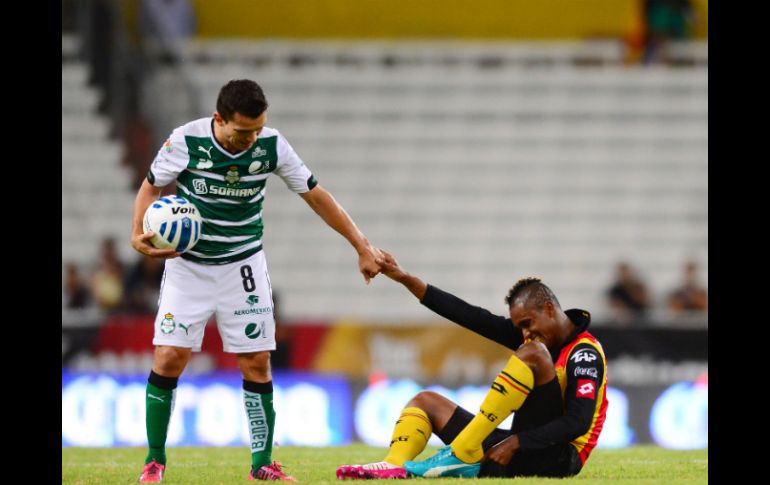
top-left (152, 250), bottom-right (276, 353)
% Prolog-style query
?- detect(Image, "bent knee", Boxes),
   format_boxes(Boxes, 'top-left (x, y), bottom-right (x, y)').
top-left (406, 391), bottom-right (457, 431)
top-left (238, 351), bottom-right (272, 381)
top-left (515, 341), bottom-right (555, 385)
top-left (153, 346), bottom-right (191, 376)
top-left (408, 390), bottom-right (443, 410)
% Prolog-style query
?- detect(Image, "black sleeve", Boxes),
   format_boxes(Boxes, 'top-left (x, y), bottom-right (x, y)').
top-left (517, 343), bottom-right (606, 451)
top-left (420, 284), bottom-right (523, 350)
top-left (306, 174), bottom-right (318, 191)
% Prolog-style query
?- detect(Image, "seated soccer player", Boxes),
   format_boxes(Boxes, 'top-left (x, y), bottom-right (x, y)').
top-left (337, 250), bottom-right (608, 479)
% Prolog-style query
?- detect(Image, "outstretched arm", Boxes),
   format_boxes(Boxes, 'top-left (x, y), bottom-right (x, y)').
top-left (375, 250), bottom-right (428, 299)
top-left (300, 184), bottom-right (381, 284)
top-left (377, 250), bottom-right (522, 349)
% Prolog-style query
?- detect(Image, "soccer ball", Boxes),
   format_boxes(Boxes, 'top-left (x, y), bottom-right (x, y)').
top-left (143, 195), bottom-right (203, 253)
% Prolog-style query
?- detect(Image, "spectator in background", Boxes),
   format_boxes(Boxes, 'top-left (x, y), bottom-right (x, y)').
top-left (667, 261), bottom-right (707, 316)
top-left (85, 0), bottom-right (117, 114)
top-left (123, 256), bottom-right (165, 313)
top-left (64, 263), bottom-right (92, 309)
top-left (63, 263), bottom-right (100, 366)
top-left (606, 261), bottom-right (650, 325)
top-left (139, 0), bottom-right (196, 65)
top-left (642, 0), bottom-right (694, 64)
top-left (91, 237), bottom-right (126, 312)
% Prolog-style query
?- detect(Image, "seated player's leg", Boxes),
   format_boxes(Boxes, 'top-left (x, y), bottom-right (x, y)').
top-left (502, 342), bottom-right (582, 478)
top-left (404, 341), bottom-right (555, 478)
top-left (502, 378), bottom-right (580, 478)
top-left (508, 341), bottom-right (559, 434)
top-left (448, 348), bottom-right (536, 463)
top-left (435, 406), bottom-right (510, 478)
top-left (336, 391), bottom-right (457, 480)
top-left (140, 258), bottom-right (215, 483)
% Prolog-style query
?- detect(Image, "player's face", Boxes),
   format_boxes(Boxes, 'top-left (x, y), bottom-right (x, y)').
top-left (510, 301), bottom-right (559, 350)
top-left (215, 111), bottom-right (267, 153)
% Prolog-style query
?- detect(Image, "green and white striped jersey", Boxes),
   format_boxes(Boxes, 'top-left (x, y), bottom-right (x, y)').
top-left (147, 117), bottom-right (317, 265)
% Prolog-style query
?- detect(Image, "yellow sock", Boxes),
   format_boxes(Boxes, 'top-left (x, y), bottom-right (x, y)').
top-left (383, 407), bottom-right (433, 466)
top-left (451, 354), bottom-right (534, 463)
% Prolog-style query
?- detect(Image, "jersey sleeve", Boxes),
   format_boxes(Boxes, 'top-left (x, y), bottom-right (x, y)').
top-left (516, 342), bottom-right (606, 451)
top-left (146, 126), bottom-right (190, 187)
top-left (420, 284), bottom-right (523, 350)
top-left (273, 131), bottom-right (318, 193)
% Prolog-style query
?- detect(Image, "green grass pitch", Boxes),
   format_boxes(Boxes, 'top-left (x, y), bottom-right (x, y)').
top-left (62, 444), bottom-right (707, 484)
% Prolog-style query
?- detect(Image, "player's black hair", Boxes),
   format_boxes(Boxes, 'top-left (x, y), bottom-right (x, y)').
top-left (216, 79), bottom-right (269, 120)
top-left (505, 277), bottom-right (561, 310)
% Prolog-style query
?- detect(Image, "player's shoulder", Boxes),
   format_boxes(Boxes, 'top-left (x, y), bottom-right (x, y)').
top-left (260, 126), bottom-right (281, 139)
top-left (178, 117), bottom-right (212, 137)
top-left (165, 117), bottom-right (210, 146)
top-left (566, 337), bottom-right (606, 368)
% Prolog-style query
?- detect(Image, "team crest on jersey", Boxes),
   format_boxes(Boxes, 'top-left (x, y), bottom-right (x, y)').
top-left (163, 139), bottom-right (173, 153)
top-left (252, 146), bottom-right (267, 158)
top-left (225, 166), bottom-right (240, 185)
top-left (160, 313), bottom-right (176, 334)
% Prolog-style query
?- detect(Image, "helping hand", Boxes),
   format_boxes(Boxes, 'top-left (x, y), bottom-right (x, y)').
top-left (358, 245), bottom-right (384, 284)
top-left (375, 249), bottom-right (408, 282)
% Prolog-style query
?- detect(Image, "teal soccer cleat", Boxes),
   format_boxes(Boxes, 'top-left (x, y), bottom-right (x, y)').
top-left (403, 446), bottom-right (481, 478)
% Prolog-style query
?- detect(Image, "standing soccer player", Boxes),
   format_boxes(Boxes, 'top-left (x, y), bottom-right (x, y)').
top-left (130, 79), bottom-right (382, 482)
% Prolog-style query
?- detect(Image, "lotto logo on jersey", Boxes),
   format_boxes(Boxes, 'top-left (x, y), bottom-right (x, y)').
top-left (576, 379), bottom-right (596, 399)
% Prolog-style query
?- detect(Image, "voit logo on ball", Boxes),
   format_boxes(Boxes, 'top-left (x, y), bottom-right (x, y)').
top-left (245, 322), bottom-right (266, 339)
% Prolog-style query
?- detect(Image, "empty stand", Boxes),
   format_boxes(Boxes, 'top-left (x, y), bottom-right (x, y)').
top-left (64, 39), bottom-right (707, 322)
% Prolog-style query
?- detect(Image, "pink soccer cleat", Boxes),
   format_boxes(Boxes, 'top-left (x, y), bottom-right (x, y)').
top-left (138, 459), bottom-right (165, 483)
top-left (336, 461), bottom-right (407, 480)
top-left (249, 461), bottom-right (297, 481)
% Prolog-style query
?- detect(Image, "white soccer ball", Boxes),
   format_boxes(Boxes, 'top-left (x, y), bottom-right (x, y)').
top-left (142, 195), bottom-right (203, 253)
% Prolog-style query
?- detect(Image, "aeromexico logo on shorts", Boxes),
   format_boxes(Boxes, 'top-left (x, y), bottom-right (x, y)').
top-left (160, 313), bottom-right (176, 334)
top-left (245, 322), bottom-right (266, 339)
top-left (234, 302), bottom-right (272, 316)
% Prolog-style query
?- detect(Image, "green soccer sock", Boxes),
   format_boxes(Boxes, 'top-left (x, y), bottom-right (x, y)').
top-left (144, 371), bottom-right (178, 465)
top-left (243, 380), bottom-right (276, 469)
